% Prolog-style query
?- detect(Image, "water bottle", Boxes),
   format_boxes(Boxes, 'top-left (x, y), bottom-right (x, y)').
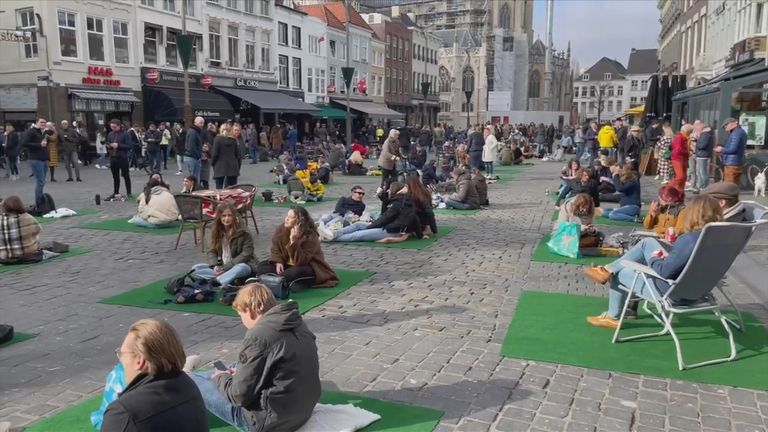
top-left (545, 188), bottom-right (550, 196)
top-left (95, 194), bottom-right (101, 205)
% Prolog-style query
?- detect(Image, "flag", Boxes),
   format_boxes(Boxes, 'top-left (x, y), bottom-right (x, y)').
top-left (318, 36), bottom-right (325, 43)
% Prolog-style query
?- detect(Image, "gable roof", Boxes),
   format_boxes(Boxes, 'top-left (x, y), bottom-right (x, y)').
top-left (626, 48), bottom-right (658, 75)
top-left (323, 2), bottom-right (374, 32)
top-left (530, 39), bottom-right (546, 56)
top-left (583, 57), bottom-right (628, 80)
top-left (433, 29), bottom-right (482, 49)
top-left (298, 4), bottom-right (345, 31)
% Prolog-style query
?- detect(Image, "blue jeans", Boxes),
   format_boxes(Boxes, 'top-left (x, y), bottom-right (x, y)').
top-left (28, 159), bottom-right (47, 204)
top-left (603, 205), bottom-right (640, 221)
top-left (148, 149), bottom-right (161, 172)
top-left (188, 371), bottom-right (254, 432)
top-left (575, 143), bottom-right (585, 159)
top-left (319, 213), bottom-right (341, 225)
top-left (128, 215), bottom-right (173, 228)
top-left (187, 158), bottom-right (201, 180)
top-left (484, 161), bottom-right (494, 176)
top-left (605, 238), bottom-right (668, 318)
top-left (304, 193), bottom-right (323, 202)
top-left (192, 263), bottom-right (252, 286)
top-left (445, 198), bottom-right (474, 210)
top-left (334, 221), bottom-right (393, 241)
top-left (696, 157), bottom-right (709, 190)
top-left (249, 146), bottom-right (259, 162)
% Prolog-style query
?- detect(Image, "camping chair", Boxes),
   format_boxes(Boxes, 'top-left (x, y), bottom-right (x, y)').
top-left (611, 221), bottom-right (764, 370)
top-left (741, 200), bottom-right (768, 222)
top-left (174, 194), bottom-right (216, 252)
top-left (227, 184), bottom-right (259, 234)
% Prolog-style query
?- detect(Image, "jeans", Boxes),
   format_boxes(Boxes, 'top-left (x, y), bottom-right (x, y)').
top-left (176, 154), bottom-right (185, 172)
top-left (575, 143), bottom-right (585, 159)
top-left (110, 157), bottom-right (131, 195)
top-left (249, 146), bottom-right (259, 162)
top-left (187, 157), bottom-right (201, 180)
top-left (188, 372), bottom-right (254, 432)
top-left (469, 151), bottom-right (482, 169)
top-left (148, 149), bottom-right (161, 172)
top-left (319, 214), bottom-right (342, 225)
top-left (304, 192), bottom-right (323, 202)
top-left (445, 198), bottom-right (474, 210)
top-left (128, 215), bottom-right (173, 228)
top-left (214, 176), bottom-right (238, 189)
top-left (484, 161), bottom-right (494, 176)
top-left (7, 155), bottom-right (18, 176)
top-left (160, 145), bottom-right (168, 169)
top-left (97, 153), bottom-right (108, 167)
top-left (62, 150), bottom-right (80, 180)
top-left (605, 238), bottom-right (668, 318)
top-left (192, 263), bottom-right (252, 286)
top-left (28, 159), bottom-right (47, 204)
top-left (603, 205), bottom-right (640, 221)
top-left (687, 155), bottom-right (697, 186)
top-left (696, 157), bottom-right (710, 190)
top-left (333, 221), bottom-right (394, 242)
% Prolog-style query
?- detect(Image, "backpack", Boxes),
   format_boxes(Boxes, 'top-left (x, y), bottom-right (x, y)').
top-left (0, 324), bottom-right (14, 345)
top-left (164, 271), bottom-right (216, 304)
top-left (28, 193), bottom-right (56, 217)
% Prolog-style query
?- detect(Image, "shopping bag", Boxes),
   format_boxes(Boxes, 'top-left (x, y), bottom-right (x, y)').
top-left (90, 363), bottom-right (126, 429)
top-left (547, 222), bottom-right (581, 259)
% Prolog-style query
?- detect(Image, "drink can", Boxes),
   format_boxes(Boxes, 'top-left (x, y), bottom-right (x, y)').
top-left (95, 194), bottom-right (101, 205)
top-left (666, 227), bottom-right (677, 242)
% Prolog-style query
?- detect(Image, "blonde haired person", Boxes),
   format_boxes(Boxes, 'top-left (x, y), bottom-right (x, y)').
top-left (583, 195), bottom-right (723, 329)
top-left (377, 128), bottom-right (402, 186)
top-left (102, 319), bottom-right (207, 431)
top-left (188, 283), bottom-right (320, 431)
top-left (212, 123), bottom-right (242, 188)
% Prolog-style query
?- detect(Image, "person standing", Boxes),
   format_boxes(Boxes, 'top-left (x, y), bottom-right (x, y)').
top-left (43, 122), bottom-right (59, 182)
top-left (173, 123), bottom-right (186, 175)
top-left (482, 125), bottom-right (501, 177)
top-left (106, 119), bottom-right (133, 199)
top-left (127, 123), bottom-right (142, 170)
top-left (76, 122), bottom-right (91, 167)
top-left (598, 122), bottom-right (618, 158)
top-left (715, 117), bottom-right (747, 185)
top-left (583, 122), bottom-right (598, 164)
top-left (212, 124), bottom-right (242, 188)
top-left (656, 124), bottom-right (674, 184)
top-left (4, 125), bottom-right (20, 181)
top-left (670, 124), bottom-right (692, 191)
top-left (574, 125), bottom-right (585, 160)
top-left (467, 124), bottom-right (484, 169)
top-left (159, 123), bottom-right (171, 170)
top-left (615, 118), bottom-right (628, 159)
top-left (58, 120), bottom-right (82, 182)
top-left (22, 118), bottom-right (49, 204)
top-left (378, 129), bottom-right (402, 187)
top-left (144, 123), bottom-right (162, 173)
top-left (185, 116), bottom-right (204, 180)
top-left (286, 123), bottom-right (298, 157)
top-left (695, 122), bottom-right (714, 191)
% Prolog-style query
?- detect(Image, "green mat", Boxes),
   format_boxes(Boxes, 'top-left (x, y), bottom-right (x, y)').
top-left (34, 208), bottom-right (100, 224)
top-left (531, 234), bottom-right (616, 266)
top-left (100, 268), bottom-right (374, 316)
top-left (0, 332), bottom-right (35, 348)
top-left (335, 225), bottom-right (456, 250)
top-left (252, 197), bottom-right (338, 208)
top-left (550, 210), bottom-right (646, 227)
top-left (434, 208), bottom-right (480, 216)
top-left (77, 218), bottom-right (186, 235)
top-left (24, 390), bottom-right (442, 432)
top-left (0, 247), bottom-right (90, 273)
top-left (501, 291), bottom-right (768, 390)
top-left (492, 164), bottom-right (534, 173)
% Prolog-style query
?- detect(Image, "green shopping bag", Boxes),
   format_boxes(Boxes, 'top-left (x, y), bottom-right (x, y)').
top-left (547, 222), bottom-right (581, 259)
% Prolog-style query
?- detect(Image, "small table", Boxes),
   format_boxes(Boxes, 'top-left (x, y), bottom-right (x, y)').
top-left (190, 188), bottom-right (252, 216)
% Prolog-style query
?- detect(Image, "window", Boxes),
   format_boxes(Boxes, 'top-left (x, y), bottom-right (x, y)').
top-left (162, 0), bottom-right (176, 12)
top-left (260, 0), bottom-right (270, 16)
top-left (398, 70), bottom-right (403, 94)
top-left (278, 22), bottom-right (288, 45)
top-left (399, 38), bottom-right (404, 61)
top-left (640, 96), bottom-right (646, 103)
top-left (630, 80), bottom-right (638, 91)
top-left (630, 96), bottom-right (637, 104)
top-left (385, 35), bottom-right (390, 58)
top-left (245, 29), bottom-right (256, 69)
top-left (245, 0), bottom-right (255, 13)
top-left (141, 0), bottom-right (154, 6)
top-left (260, 30), bottom-right (270, 70)
top-left (617, 86), bottom-right (623, 96)
top-left (291, 26), bottom-right (301, 49)
top-left (143, 25), bottom-right (159, 64)
top-left (604, 73), bottom-right (612, 80)
top-left (189, 34), bottom-right (200, 69)
top-left (292, 57), bottom-right (302, 88)
top-left (228, 25), bottom-right (239, 67)
top-left (319, 69), bottom-right (326, 94)
top-left (112, 20), bottom-right (129, 64)
top-left (329, 65), bottom-right (337, 88)
top-left (209, 21), bottom-right (221, 67)
top-left (307, 68), bottom-right (314, 93)
top-left (57, 10), bottom-right (78, 58)
top-left (607, 86), bottom-right (614, 96)
top-left (528, 70), bottom-right (540, 98)
top-left (581, 87), bottom-right (587, 97)
top-left (589, 86), bottom-right (596, 97)
top-left (329, 40), bottom-right (336, 58)
top-left (17, 10), bottom-right (38, 59)
top-left (308, 36), bottom-right (319, 55)
top-left (352, 36), bottom-right (359, 61)
top-left (226, 0), bottom-right (238, 9)
top-left (580, 102), bottom-right (586, 114)
top-left (641, 80), bottom-right (648, 91)
top-left (166, 30), bottom-right (178, 67)
top-left (607, 101), bottom-right (614, 112)
top-left (413, 43), bottom-right (417, 59)
top-left (185, 0), bottom-right (196, 16)
top-left (340, 42), bottom-right (346, 61)
top-left (86, 17), bottom-right (105, 62)
top-left (616, 101), bottom-right (623, 112)
top-left (503, 36), bottom-right (514, 51)
top-left (278, 55), bottom-right (289, 87)
top-left (404, 40), bottom-right (409, 62)
top-left (581, 74), bottom-right (589, 81)
top-left (573, 86), bottom-right (579, 97)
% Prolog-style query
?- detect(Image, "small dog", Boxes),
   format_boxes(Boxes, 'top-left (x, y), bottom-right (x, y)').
top-left (755, 168), bottom-right (767, 197)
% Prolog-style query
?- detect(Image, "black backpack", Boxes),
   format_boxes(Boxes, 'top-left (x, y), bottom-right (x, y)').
top-left (164, 271), bottom-right (216, 304)
top-left (28, 193), bottom-right (56, 217)
top-left (0, 324), bottom-right (14, 345)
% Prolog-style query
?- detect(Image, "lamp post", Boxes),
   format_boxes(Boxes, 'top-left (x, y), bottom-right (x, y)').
top-left (464, 90), bottom-right (472, 129)
top-left (343, 0), bottom-right (353, 150)
top-left (179, 0), bottom-right (193, 127)
top-left (421, 82), bottom-right (431, 128)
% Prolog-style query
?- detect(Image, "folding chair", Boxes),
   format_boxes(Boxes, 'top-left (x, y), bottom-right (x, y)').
top-left (741, 200), bottom-right (768, 222)
top-left (174, 194), bottom-right (216, 252)
top-left (611, 221), bottom-right (765, 370)
top-left (227, 184), bottom-right (259, 234)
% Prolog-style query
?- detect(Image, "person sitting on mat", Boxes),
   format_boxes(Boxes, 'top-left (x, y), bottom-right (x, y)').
top-left (554, 193), bottom-right (602, 248)
top-left (303, 174), bottom-right (325, 202)
top-left (256, 206), bottom-right (339, 287)
top-left (443, 167), bottom-right (482, 210)
top-left (643, 185), bottom-right (688, 236)
top-left (346, 150), bottom-right (368, 176)
top-left (555, 168), bottom-right (600, 210)
top-left (190, 203), bottom-right (257, 287)
top-left (602, 165), bottom-right (642, 222)
top-left (0, 196), bottom-right (43, 264)
top-left (406, 177), bottom-right (438, 237)
top-left (186, 284), bottom-right (320, 431)
top-left (101, 319), bottom-right (207, 431)
top-left (128, 178), bottom-right (180, 228)
top-left (583, 195), bottom-right (722, 328)
top-left (316, 156), bottom-right (332, 185)
top-left (180, 175), bottom-right (200, 193)
top-left (470, 168), bottom-right (489, 206)
top-left (559, 158), bottom-right (581, 193)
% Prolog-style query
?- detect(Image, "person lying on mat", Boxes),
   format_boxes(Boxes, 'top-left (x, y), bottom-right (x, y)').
top-left (257, 206), bottom-right (339, 287)
top-left (602, 165), bottom-right (642, 222)
top-left (190, 204), bottom-right (257, 287)
top-left (554, 193), bottom-right (602, 248)
top-left (643, 185), bottom-right (688, 236)
top-left (0, 196), bottom-right (42, 263)
top-left (128, 178), bottom-right (180, 228)
top-left (443, 167), bottom-right (482, 210)
top-left (187, 283), bottom-right (320, 432)
top-left (555, 168), bottom-right (600, 210)
top-left (583, 195), bottom-right (722, 329)
top-left (102, 319), bottom-right (207, 432)
top-left (406, 177), bottom-right (438, 237)
top-left (317, 185), bottom-right (368, 227)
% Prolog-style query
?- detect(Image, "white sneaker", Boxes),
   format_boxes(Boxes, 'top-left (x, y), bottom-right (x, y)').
top-left (176, 170), bottom-right (183, 175)
top-left (654, 175), bottom-right (660, 180)
top-left (318, 225), bottom-right (335, 241)
top-left (94, 164), bottom-right (101, 169)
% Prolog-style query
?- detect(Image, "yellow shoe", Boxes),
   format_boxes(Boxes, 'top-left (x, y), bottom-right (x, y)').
top-left (584, 266), bottom-right (612, 285)
top-left (586, 312), bottom-right (618, 329)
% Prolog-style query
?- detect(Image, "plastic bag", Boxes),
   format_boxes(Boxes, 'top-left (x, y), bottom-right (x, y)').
top-left (547, 222), bottom-right (581, 259)
top-left (90, 363), bottom-right (126, 429)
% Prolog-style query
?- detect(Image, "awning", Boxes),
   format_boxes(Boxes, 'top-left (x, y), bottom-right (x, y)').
top-left (624, 105), bottom-right (645, 115)
top-left (70, 89), bottom-right (141, 103)
top-left (312, 105), bottom-right (350, 119)
top-left (331, 99), bottom-right (404, 118)
top-left (142, 87), bottom-right (235, 121)
top-left (215, 87), bottom-right (319, 114)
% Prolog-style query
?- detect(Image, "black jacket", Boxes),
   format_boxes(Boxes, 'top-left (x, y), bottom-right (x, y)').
top-left (368, 194), bottom-right (422, 237)
top-left (144, 129), bottom-right (162, 153)
top-left (101, 372), bottom-right (207, 432)
top-left (333, 197), bottom-right (366, 217)
top-left (58, 127), bottom-right (80, 154)
top-left (645, 125), bottom-right (662, 147)
top-left (696, 130), bottom-right (714, 158)
top-left (620, 135), bottom-right (641, 162)
top-left (557, 179), bottom-right (600, 208)
top-left (211, 135), bottom-right (241, 178)
top-left (5, 132), bottom-right (20, 157)
top-left (421, 164), bottom-right (437, 186)
top-left (213, 302), bottom-right (320, 432)
top-left (185, 125), bottom-right (203, 159)
top-left (22, 127), bottom-right (48, 161)
top-left (106, 129), bottom-right (134, 161)
top-left (468, 131), bottom-right (484, 153)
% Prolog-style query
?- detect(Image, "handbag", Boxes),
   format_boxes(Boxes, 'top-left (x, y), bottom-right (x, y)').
top-left (257, 273), bottom-right (289, 300)
top-left (548, 222), bottom-right (581, 259)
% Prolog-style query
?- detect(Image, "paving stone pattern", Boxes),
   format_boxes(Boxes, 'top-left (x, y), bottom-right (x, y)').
top-left (0, 158), bottom-right (766, 431)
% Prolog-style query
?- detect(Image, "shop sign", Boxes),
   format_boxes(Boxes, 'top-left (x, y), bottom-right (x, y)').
top-left (141, 67), bottom-right (211, 89)
top-left (235, 77), bottom-right (260, 88)
top-left (201, 75), bottom-right (213, 89)
top-left (194, 109), bottom-right (223, 117)
top-left (725, 40), bottom-right (754, 68)
top-left (82, 66), bottom-right (121, 87)
top-left (0, 30), bottom-right (33, 43)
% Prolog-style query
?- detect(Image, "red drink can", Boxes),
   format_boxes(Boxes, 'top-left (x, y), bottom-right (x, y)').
top-left (666, 227), bottom-right (677, 243)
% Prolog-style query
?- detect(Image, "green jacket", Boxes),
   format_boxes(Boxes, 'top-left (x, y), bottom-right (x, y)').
top-left (207, 228), bottom-right (258, 273)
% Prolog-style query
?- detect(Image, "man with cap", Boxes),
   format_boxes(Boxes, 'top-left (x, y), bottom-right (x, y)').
top-left (701, 182), bottom-right (746, 222)
top-left (715, 118), bottom-right (746, 185)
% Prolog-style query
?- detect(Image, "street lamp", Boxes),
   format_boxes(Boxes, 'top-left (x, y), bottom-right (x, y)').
top-left (462, 66), bottom-right (474, 129)
top-left (464, 90), bottom-right (473, 129)
top-left (421, 81), bottom-right (431, 127)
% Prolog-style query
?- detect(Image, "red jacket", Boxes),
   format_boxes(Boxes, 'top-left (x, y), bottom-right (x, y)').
top-left (671, 133), bottom-right (689, 161)
top-left (351, 142), bottom-right (367, 157)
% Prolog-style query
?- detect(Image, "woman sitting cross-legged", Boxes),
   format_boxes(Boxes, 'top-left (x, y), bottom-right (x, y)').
top-left (406, 177), bottom-right (438, 237)
top-left (256, 206), bottom-right (339, 287)
top-left (0, 196), bottom-right (43, 264)
top-left (128, 178), bottom-right (180, 228)
top-left (583, 195), bottom-right (723, 329)
top-left (555, 168), bottom-right (600, 209)
top-left (602, 165), bottom-right (642, 221)
top-left (190, 204), bottom-right (257, 287)
top-left (346, 150), bottom-right (368, 176)
top-left (444, 167), bottom-right (482, 210)
top-left (554, 193), bottom-right (602, 248)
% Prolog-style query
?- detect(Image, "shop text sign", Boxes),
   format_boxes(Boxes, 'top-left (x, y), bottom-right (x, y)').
top-left (235, 78), bottom-right (259, 88)
top-left (82, 66), bottom-right (121, 87)
top-left (142, 67), bottom-right (212, 89)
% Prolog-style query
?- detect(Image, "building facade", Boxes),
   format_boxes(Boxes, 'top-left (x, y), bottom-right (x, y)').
top-left (625, 48), bottom-right (658, 113)
top-left (401, 14), bottom-right (440, 127)
top-left (703, 0), bottom-right (768, 80)
top-left (369, 36), bottom-right (386, 105)
top-left (527, 39), bottom-right (572, 112)
top-left (366, 13), bottom-right (413, 121)
top-left (572, 57), bottom-right (628, 123)
top-left (275, 1), bottom-right (327, 104)
top-left (436, 29), bottom-right (488, 128)
top-left (658, 0), bottom-right (684, 74)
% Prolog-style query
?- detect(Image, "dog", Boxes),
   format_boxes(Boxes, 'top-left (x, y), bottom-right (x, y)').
top-left (755, 168), bottom-right (766, 197)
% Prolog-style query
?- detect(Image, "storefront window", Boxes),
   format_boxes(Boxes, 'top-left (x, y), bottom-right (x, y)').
top-left (731, 82), bottom-right (768, 147)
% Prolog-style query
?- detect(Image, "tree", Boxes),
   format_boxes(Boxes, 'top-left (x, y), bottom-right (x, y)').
top-left (588, 82), bottom-right (609, 124)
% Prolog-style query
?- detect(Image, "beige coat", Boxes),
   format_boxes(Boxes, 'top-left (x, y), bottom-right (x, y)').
top-left (137, 187), bottom-right (179, 225)
top-left (377, 138), bottom-right (401, 170)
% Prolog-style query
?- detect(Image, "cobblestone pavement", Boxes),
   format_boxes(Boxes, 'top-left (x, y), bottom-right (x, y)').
top-left (1, 157), bottom-right (766, 431)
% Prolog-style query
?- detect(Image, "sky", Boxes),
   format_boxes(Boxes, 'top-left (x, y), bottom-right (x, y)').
top-left (532, 0), bottom-right (660, 72)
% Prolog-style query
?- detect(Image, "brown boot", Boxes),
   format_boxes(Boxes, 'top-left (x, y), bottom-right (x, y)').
top-left (584, 266), bottom-right (612, 285)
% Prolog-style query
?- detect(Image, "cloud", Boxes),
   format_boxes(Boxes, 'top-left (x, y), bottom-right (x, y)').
top-left (533, 0), bottom-right (659, 71)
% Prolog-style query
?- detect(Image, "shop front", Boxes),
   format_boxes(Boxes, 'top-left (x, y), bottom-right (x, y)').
top-left (141, 68), bottom-right (235, 124)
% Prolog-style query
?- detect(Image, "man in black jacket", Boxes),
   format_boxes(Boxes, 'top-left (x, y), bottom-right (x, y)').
top-left (467, 125), bottom-right (484, 169)
top-left (106, 119), bottom-right (133, 199)
top-left (22, 118), bottom-right (49, 205)
top-left (58, 120), bottom-right (82, 182)
top-left (144, 122), bottom-right (162, 172)
top-left (185, 116), bottom-right (204, 180)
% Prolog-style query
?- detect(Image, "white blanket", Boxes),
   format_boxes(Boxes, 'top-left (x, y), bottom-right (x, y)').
top-left (296, 403), bottom-right (380, 432)
top-left (42, 208), bottom-right (78, 218)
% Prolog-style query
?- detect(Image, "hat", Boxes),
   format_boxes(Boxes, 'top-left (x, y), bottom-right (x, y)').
top-left (452, 167), bottom-right (466, 177)
top-left (721, 117), bottom-right (738, 128)
top-left (702, 182), bottom-right (740, 201)
top-left (630, 125), bottom-right (641, 132)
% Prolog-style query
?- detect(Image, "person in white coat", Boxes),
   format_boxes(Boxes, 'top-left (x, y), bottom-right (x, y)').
top-left (482, 125), bottom-right (502, 177)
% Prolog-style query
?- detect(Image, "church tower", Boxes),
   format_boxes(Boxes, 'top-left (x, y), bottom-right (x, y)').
top-left (486, 0), bottom-right (533, 110)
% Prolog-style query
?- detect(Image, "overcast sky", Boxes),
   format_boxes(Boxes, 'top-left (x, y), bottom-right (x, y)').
top-left (532, 0), bottom-right (660, 71)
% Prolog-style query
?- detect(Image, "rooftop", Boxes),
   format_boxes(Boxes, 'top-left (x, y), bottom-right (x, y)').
top-left (626, 48), bottom-right (659, 75)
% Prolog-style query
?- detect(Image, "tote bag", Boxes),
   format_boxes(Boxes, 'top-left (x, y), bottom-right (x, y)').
top-left (547, 222), bottom-right (581, 259)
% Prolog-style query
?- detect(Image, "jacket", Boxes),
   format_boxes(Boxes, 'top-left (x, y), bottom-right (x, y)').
top-left (695, 129), bottom-right (714, 158)
top-left (286, 129), bottom-right (298, 148)
top-left (645, 125), bottom-right (662, 147)
top-left (557, 179), bottom-right (600, 208)
top-left (482, 134), bottom-right (501, 163)
top-left (368, 194), bottom-right (422, 236)
top-left (619, 135), bottom-right (641, 162)
top-left (468, 130), bottom-right (484, 153)
top-left (721, 126), bottom-right (747, 166)
top-left (144, 129), bottom-right (162, 153)
top-left (22, 126), bottom-right (48, 161)
top-left (647, 231), bottom-right (701, 295)
top-left (598, 126), bottom-right (618, 148)
top-left (211, 136), bottom-right (242, 178)
top-left (473, 175), bottom-right (488, 205)
top-left (0, 213), bottom-right (41, 260)
top-left (185, 125), bottom-right (203, 159)
top-left (613, 174), bottom-right (641, 207)
top-left (106, 129), bottom-right (134, 161)
top-left (208, 228), bottom-right (258, 273)
top-left (58, 127), bottom-right (80, 154)
top-left (643, 204), bottom-right (687, 236)
top-left (451, 173), bottom-right (482, 209)
top-left (333, 197), bottom-right (366, 217)
top-left (554, 197), bottom-right (595, 232)
top-left (137, 186), bottom-right (179, 226)
top-left (269, 225), bottom-right (339, 287)
top-left (671, 132), bottom-right (689, 161)
top-left (305, 181), bottom-right (325, 197)
top-left (101, 372), bottom-right (207, 432)
top-left (213, 302), bottom-right (320, 432)
top-left (5, 132), bottom-right (20, 157)
top-left (378, 138), bottom-right (401, 170)
top-left (584, 128), bottom-right (598, 147)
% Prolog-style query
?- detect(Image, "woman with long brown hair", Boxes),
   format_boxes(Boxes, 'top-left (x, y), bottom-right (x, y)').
top-left (190, 203), bottom-right (256, 286)
top-left (211, 123), bottom-right (241, 188)
top-left (405, 176), bottom-right (438, 236)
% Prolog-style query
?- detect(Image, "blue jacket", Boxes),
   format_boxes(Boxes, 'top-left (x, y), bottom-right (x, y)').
top-left (721, 127), bottom-right (746, 166)
top-left (106, 129), bottom-right (134, 160)
top-left (287, 128), bottom-right (298, 147)
top-left (613, 174), bottom-right (641, 207)
top-left (695, 130), bottom-right (714, 158)
top-left (648, 231), bottom-right (700, 295)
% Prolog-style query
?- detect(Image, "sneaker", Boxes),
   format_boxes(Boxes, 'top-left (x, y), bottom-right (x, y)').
top-left (584, 266), bottom-right (612, 284)
top-left (654, 175), bottom-right (660, 180)
top-left (182, 354), bottom-right (202, 372)
top-left (105, 194), bottom-right (117, 201)
top-left (624, 309), bottom-right (638, 320)
top-left (586, 312), bottom-right (619, 329)
top-left (94, 164), bottom-right (101, 169)
top-left (66, 178), bottom-right (73, 182)
top-left (318, 224), bottom-right (335, 241)
top-left (76, 178), bottom-right (82, 182)
top-left (176, 170), bottom-right (183, 175)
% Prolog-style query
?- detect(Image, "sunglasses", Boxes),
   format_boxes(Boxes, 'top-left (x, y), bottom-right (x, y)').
top-left (353, 191), bottom-right (365, 196)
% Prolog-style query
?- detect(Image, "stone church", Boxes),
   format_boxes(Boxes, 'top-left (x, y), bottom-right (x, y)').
top-left (527, 38), bottom-right (573, 112)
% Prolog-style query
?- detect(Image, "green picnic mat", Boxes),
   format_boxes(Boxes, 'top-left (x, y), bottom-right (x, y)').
top-left (24, 390), bottom-right (442, 432)
top-left (0, 247), bottom-right (90, 273)
top-left (550, 210), bottom-right (646, 227)
top-left (252, 197), bottom-right (338, 208)
top-left (335, 225), bottom-right (456, 250)
top-left (34, 208), bottom-right (100, 224)
top-left (501, 291), bottom-right (768, 391)
top-left (531, 234), bottom-right (616, 265)
top-left (0, 332), bottom-right (35, 348)
top-left (100, 268), bottom-right (374, 316)
top-left (77, 218), bottom-right (186, 235)
top-left (492, 164), bottom-right (534, 173)
top-left (434, 208), bottom-right (480, 216)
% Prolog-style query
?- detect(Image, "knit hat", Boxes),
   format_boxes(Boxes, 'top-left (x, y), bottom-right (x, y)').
top-left (702, 182), bottom-right (740, 202)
